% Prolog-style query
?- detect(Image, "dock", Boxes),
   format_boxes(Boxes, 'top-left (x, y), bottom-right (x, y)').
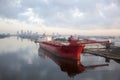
top-left (84, 48), bottom-right (120, 60)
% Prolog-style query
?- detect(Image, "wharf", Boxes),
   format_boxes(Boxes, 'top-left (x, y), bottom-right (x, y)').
top-left (84, 48), bottom-right (120, 60)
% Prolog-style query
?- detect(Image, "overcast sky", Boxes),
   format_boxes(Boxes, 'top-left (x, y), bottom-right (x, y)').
top-left (0, 0), bottom-right (120, 35)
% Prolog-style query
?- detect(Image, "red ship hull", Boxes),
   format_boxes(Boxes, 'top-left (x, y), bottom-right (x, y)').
top-left (39, 41), bottom-right (85, 60)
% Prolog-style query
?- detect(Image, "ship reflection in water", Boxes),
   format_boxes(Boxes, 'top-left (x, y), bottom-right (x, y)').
top-left (38, 46), bottom-right (109, 77)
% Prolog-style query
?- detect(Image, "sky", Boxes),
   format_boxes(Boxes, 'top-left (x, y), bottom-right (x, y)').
top-left (0, 0), bottom-right (120, 36)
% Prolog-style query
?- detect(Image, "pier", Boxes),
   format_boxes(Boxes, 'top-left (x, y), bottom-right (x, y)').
top-left (84, 47), bottom-right (120, 60)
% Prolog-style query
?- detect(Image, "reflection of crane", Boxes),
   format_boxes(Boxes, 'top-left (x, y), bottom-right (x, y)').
top-left (85, 64), bottom-right (109, 70)
top-left (38, 46), bottom-right (109, 77)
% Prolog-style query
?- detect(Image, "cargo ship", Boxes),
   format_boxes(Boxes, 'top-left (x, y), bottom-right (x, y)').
top-left (39, 35), bottom-right (109, 60)
top-left (39, 35), bottom-right (85, 60)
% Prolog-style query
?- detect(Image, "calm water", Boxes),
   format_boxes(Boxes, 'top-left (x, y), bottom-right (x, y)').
top-left (0, 37), bottom-right (120, 80)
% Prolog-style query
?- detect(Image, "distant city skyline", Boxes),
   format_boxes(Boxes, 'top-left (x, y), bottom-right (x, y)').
top-left (0, 0), bottom-right (120, 36)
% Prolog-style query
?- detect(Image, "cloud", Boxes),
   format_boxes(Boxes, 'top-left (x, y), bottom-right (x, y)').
top-left (0, 17), bottom-right (46, 34)
top-left (20, 8), bottom-right (44, 25)
top-left (0, 0), bottom-right (24, 18)
top-left (0, 0), bottom-right (120, 35)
